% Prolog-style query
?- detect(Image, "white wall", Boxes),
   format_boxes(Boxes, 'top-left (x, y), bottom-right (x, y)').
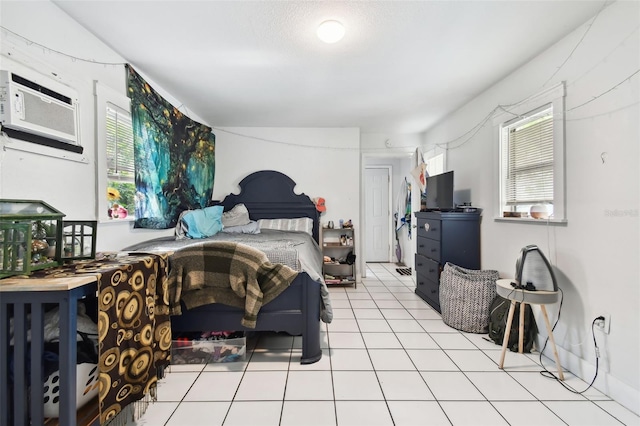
top-left (422, 1), bottom-right (639, 413)
top-left (0, 2), bottom-right (361, 255)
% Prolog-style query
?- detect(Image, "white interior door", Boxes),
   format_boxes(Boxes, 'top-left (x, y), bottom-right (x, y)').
top-left (365, 167), bottom-right (391, 262)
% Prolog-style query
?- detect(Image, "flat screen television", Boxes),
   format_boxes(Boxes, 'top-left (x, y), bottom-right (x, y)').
top-left (425, 171), bottom-right (454, 211)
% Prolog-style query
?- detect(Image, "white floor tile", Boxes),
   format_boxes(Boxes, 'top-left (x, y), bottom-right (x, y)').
top-left (352, 308), bottom-right (384, 319)
top-left (224, 401), bottom-right (282, 426)
top-left (421, 371), bottom-right (485, 400)
top-left (406, 308), bottom-right (443, 319)
top-left (374, 300), bottom-right (405, 309)
top-left (431, 332), bottom-right (477, 350)
top-left (133, 263), bottom-right (629, 426)
top-left (331, 308), bottom-right (356, 319)
top-left (400, 299), bottom-right (433, 310)
top-left (246, 349), bottom-right (292, 370)
top-left (327, 331), bottom-right (366, 348)
top-left (127, 401), bottom-right (178, 425)
top-left (326, 318), bottom-right (360, 332)
top-left (356, 319), bottom-right (393, 332)
top-left (406, 349), bottom-right (459, 371)
top-left (289, 349), bottom-right (332, 371)
top-left (284, 370), bottom-right (334, 400)
top-left (491, 401), bottom-right (568, 425)
top-left (349, 299), bottom-right (378, 309)
top-left (155, 371), bottom-right (200, 402)
top-left (329, 348), bottom-right (373, 370)
top-left (332, 371), bottom-right (384, 400)
top-left (380, 308), bottom-right (413, 320)
top-left (418, 319), bottom-right (458, 332)
top-left (183, 371), bottom-right (243, 401)
top-left (594, 401), bottom-right (640, 425)
top-left (508, 372), bottom-right (587, 401)
top-left (165, 401), bottom-right (230, 425)
top-left (370, 292), bottom-right (397, 300)
top-left (280, 401), bottom-right (337, 426)
top-left (361, 332), bottom-right (403, 349)
top-left (335, 400), bottom-right (394, 425)
top-left (483, 348), bottom-right (545, 372)
top-left (346, 292), bottom-right (373, 300)
top-left (439, 401), bottom-right (509, 425)
top-left (387, 401), bottom-right (451, 426)
top-left (387, 319), bottom-right (425, 332)
top-left (330, 298), bottom-right (352, 308)
top-left (368, 348), bottom-right (416, 371)
top-left (465, 371), bottom-right (536, 401)
top-left (377, 371), bottom-right (435, 400)
top-left (234, 371), bottom-right (287, 401)
top-left (544, 400), bottom-right (627, 425)
top-left (445, 349), bottom-right (499, 371)
top-left (396, 332), bottom-right (440, 349)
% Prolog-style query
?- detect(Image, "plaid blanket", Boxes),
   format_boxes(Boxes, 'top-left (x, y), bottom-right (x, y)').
top-left (166, 242), bottom-right (298, 328)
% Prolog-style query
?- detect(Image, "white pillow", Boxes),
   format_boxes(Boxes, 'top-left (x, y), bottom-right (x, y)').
top-left (221, 220), bottom-right (261, 234)
top-left (258, 217), bottom-right (314, 236)
top-left (222, 203), bottom-right (250, 228)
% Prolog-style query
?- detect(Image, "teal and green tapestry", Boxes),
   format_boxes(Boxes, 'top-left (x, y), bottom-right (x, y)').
top-left (126, 65), bottom-right (216, 229)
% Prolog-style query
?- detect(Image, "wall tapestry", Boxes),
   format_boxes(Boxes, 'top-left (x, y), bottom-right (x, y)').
top-left (126, 65), bottom-right (216, 229)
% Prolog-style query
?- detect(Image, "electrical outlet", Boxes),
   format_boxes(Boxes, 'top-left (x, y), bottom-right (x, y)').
top-left (595, 313), bottom-right (611, 334)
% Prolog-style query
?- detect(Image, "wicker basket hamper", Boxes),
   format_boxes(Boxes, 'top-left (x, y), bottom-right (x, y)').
top-left (439, 263), bottom-right (499, 333)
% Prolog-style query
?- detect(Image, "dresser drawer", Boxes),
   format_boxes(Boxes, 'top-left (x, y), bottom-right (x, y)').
top-left (417, 236), bottom-right (441, 262)
top-left (415, 273), bottom-right (440, 310)
top-left (417, 218), bottom-right (442, 241)
top-left (414, 254), bottom-right (439, 283)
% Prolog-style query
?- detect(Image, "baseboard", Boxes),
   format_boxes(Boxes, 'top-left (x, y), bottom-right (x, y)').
top-left (540, 339), bottom-right (640, 416)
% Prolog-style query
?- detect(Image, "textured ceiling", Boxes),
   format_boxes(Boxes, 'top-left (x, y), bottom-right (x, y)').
top-left (53, 0), bottom-right (606, 134)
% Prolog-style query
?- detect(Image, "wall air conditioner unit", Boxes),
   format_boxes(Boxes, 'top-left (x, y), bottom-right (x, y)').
top-left (0, 69), bottom-right (82, 153)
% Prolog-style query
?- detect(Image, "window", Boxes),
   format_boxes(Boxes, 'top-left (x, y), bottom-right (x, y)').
top-left (105, 104), bottom-right (135, 220)
top-left (495, 83), bottom-right (566, 222)
top-left (95, 82), bottom-right (135, 222)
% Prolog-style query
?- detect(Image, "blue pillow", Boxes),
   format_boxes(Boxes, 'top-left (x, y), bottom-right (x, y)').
top-left (181, 205), bottom-right (224, 238)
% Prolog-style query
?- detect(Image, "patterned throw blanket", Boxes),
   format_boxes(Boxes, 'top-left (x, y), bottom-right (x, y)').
top-left (167, 242), bottom-right (299, 328)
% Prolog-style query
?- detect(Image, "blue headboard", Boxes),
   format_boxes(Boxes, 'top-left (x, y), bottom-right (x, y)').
top-left (217, 170), bottom-right (320, 243)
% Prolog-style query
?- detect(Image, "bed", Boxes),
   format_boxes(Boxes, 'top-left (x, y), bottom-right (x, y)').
top-left (124, 170), bottom-right (331, 364)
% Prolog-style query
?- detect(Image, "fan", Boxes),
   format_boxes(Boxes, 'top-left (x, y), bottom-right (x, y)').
top-left (514, 245), bottom-right (557, 292)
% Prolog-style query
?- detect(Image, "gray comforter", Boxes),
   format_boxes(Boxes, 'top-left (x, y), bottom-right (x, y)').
top-left (124, 229), bottom-right (332, 323)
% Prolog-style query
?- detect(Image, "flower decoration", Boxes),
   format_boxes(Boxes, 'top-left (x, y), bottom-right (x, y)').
top-left (107, 187), bottom-right (127, 219)
top-left (107, 187), bottom-right (121, 202)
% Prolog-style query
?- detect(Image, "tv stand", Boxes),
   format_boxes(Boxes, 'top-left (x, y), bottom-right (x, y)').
top-left (414, 211), bottom-right (481, 312)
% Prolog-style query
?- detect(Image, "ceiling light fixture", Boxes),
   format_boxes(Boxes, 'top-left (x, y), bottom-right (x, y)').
top-left (317, 20), bottom-right (345, 44)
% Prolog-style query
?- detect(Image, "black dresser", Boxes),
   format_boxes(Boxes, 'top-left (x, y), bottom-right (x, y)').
top-left (414, 211), bottom-right (481, 312)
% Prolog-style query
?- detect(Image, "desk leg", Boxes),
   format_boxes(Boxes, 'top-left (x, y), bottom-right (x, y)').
top-left (13, 303), bottom-right (28, 426)
top-left (540, 305), bottom-right (564, 381)
top-left (518, 302), bottom-right (525, 354)
top-left (58, 295), bottom-right (78, 426)
top-left (0, 302), bottom-right (12, 426)
top-left (30, 303), bottom-right (45, 424)
top-left (499, 300), bottom-right (517, 369)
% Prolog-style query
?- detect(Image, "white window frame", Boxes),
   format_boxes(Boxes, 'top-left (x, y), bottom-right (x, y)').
top-left (94, 81), bottom-right (134, 223)
top-left (493, 82), bottom-right (567, 224)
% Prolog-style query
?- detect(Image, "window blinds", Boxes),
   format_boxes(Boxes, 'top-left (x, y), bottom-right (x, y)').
top-left (505, 108), bottom-right (554, 205)
top-left (106, 103), bottom-right (135, 180)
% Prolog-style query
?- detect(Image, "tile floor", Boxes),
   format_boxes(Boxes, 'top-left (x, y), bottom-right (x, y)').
top-left (131, 263), bottom-right (639, 426)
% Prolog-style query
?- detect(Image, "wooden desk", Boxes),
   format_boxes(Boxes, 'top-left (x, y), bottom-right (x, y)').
top-left (1, 253), bottom-right (170, 426)
top-left (1, 275), bottom-right (98, 426)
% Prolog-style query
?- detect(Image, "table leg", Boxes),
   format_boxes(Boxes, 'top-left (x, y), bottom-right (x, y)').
top-left (519, 302), bottom-right (525, 353)
top-left (58, 296), bottom-right (78, 426)
top-left (540, 304), bottom-right (564, 381)
top-left (499, 300), bottom-right (517, 369)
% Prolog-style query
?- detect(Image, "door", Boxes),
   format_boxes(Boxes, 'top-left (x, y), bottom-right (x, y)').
top-left (365, 167), bottom-right (391, 262)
